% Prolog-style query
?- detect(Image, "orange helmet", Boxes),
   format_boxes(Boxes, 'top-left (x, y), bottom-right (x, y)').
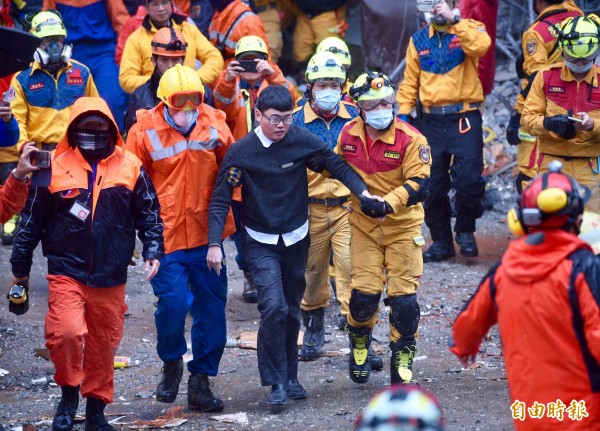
top-left (151, 27), bottom-right (187, 57)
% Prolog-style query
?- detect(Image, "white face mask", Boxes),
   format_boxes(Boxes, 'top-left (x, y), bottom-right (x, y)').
top-left (565, 60), bottom-right (594, 74)
top-left (314, 88), bottom-right (341, 112)
top-left (164, 106), bottom-right (199, 134)
top-left (365, 109), bottom-right (394, 130)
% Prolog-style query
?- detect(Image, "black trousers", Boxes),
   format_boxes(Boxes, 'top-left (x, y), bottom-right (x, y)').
top-left (245, 233), bottom-right (310, 386)
top-left (414, 110), bottom-right (486, 243)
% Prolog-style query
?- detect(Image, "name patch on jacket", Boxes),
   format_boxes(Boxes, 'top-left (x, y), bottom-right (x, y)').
top-left (548, 86), bottom-right (565, 94)
top-left (384, 150), bottom-right (400, 159)
top-left (418, 49), bottom-right (431, 56)
top-left (342, 143), bottom-right (356, 153)
top-left (448, 36), bottom-right (462, 50)
top-left (66, 69), bottom-right (84, 85)
top-left (29, 82), bottom-right (44, 91)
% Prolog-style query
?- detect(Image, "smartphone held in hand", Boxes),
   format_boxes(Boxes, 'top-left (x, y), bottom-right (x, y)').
top-left (31, 150), bottom-right (51, 168)
top-left (237, 60), bottom-right (258, 73)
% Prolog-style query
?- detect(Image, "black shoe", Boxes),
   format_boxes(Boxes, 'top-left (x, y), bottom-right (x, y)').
top-left (156, 357), bottom-right (183, 403)
top-left (346, 325), bottom-right (372, 384)
top-left (455, 232), bottom-right (478, 257)
top-left (368, 347), bottom-right (383, 371)
top-left (85, 398), bottom-right (115, 431)
top-left (188, 372), bottom-right (224, 412)
top-left (286, 379), bottom-right (307, 400)
top-left (242, 271), bottom-right (258, 303)
top-left (52, 385), bottom-right (80, 431)
top-left (267, 384), bottom-right (287, 413)
top-left (300, 308), bottom-right (325, 361)
top-left (423, 242), bottom-right (455, 263)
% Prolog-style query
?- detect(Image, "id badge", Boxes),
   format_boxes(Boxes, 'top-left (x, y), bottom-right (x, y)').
top-left (69, 200), bottom-right (91, 222)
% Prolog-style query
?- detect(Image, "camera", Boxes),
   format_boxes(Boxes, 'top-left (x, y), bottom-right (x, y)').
top-left (31, 150), bottom-right (51, 168)
top-left (237, 60), bottom-right (258, 73)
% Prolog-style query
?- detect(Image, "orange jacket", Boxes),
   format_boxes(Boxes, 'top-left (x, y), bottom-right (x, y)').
top-left (208, 0), bottom-right (270, 62)
top-left (0, 173), bottom-right (28, 224)
top-left (125, 103), bottom-right (236, 254)
top-left (213, 64), bottom-right (296, 140)
top-left (451, 230), bottom-right (600, 431)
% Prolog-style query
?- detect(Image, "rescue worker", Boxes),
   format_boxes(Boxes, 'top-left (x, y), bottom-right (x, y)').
top-left (126, 64), bottom-right (236, 412)
top-left (338, 72), bottom-right (431, 385)
top-left (9, 10), bottom-right (98, 246)
top-left (293, 0), bottom-right (348, 72)
top-left (124, 27), bottom-right (215, 133)
top-left (43, 0), bottom-right (128, 130)
top-left (397, 0), bottom-right (491, 262)
top-left (315, 36), bottom-right (353, 101)
top-left (119, 0), bottom-right (223, 94)
top-left (0, 142), bottom-right (38, 223)
top-left (10, 97), bottom-right (163, 431)
top-left (292, 52), bottom-right (382, 370)
top-left (506, 0), bottom-right (582, 194)
top-left (254, 0), bottom-right (282, 63)
top-left (207, 85), bottom-right (375, 413)
top-left (208, 0), bottom-right (269, 65)
top-left (521, 15), bottom-right (600, 213)
top-left (450, 164), bottom-right (600, 431)
top-left (213, 35), bottom-right (295, 303)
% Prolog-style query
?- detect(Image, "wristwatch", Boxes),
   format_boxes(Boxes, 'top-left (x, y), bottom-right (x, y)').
top-left (452, 15), bottom-right (461, 25)
top-left (12, 168), bottom-right (29, 183)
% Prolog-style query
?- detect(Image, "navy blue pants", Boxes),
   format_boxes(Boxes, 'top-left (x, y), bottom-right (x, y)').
top-left (246, 234), bottom-right (310, 386)
top-left (414, 110), bottom-right (486, 243)
top-left (150, 244), bottom-right (227, 376)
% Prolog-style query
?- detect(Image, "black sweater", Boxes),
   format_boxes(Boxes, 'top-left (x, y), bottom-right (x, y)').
top-left (208, 125), bottom-right (367, 243)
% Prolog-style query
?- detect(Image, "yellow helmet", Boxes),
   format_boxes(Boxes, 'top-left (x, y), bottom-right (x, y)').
top-left (316, 37), bottom-right (351, 68)
top-left (350, 72), bottom-right (395, 102)
top-left (234, 35), bottom-right (269, 59)
top-left (157, 64), bottom-right (205, 110)
top-left (30, 11), bottom-right (67, 38)
top-left (305, 52), bottom-right (347, 83)
top-left (559, 16), bottom-right (600, 59)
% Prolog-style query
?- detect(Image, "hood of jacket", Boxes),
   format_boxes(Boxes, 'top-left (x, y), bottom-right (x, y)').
top-left (57, 96), bottom-right (124, 157)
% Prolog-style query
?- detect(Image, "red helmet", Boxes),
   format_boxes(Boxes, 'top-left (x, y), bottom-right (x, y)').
top-left (151, 27), bottom-right (187, 57)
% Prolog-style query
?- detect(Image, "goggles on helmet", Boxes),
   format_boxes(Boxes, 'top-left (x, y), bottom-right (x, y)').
top-left (167, 91), bottom-right (203, 110)
top-left (359, 94), bottom-right (396, 111)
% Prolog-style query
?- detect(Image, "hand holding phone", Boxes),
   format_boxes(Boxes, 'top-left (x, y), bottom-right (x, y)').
top-left (31, 150), bottom-right (51, 168)
top-left (237, 60), bottom-right (258, 73)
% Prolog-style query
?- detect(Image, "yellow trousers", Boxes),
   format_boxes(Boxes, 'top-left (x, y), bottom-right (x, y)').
top-left (302, 203), bottom-right (351, 314)
top-left (258, 8), bottom-right (283, 63)
top-left (517, 138), bottom-right (538, 183)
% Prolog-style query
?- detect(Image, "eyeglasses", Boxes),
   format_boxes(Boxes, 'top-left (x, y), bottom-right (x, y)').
top-left (168, 91), bottom-right (203, 109)
top-left (265, 116), bottom-right (293, 125)
top-left (148, 0), bottom-right (172, 9)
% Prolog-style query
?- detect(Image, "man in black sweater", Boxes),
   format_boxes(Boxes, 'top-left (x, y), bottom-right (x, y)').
top-left (207, 85), bottom-right (380, 413)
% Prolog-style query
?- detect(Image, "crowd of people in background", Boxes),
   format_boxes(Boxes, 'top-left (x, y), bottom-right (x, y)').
top-left (1, 0), bottom-right (600, 430)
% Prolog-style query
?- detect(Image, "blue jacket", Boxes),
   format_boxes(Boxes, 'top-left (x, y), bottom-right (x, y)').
top-left (0, 117), bottom-right (19, 149)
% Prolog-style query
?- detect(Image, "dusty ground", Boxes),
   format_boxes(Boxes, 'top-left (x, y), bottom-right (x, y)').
top-left (0, 174), bottom-right (518, 431)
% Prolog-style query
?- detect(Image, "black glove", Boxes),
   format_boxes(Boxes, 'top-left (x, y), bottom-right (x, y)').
top-left (543, 115), bottom-right (576, 139)
top-left (506, 110), bottom-right (521, 146)
top-left (359, 195), bottom-right (393, 218)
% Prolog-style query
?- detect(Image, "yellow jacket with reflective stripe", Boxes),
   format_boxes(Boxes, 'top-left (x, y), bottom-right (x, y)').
top-left (336, 117), bottom-right (431, 228)
top-left (514, 1), bottom-right (582, 113)
top-left (396, 20), bottom-right (490, 115)
top-left (119, 18), bottom-right (224, 94)
top-left (11, 60), bottom-right (98, 150)
top-left (521, 63), bottom-right (600, 158)
top-left (125, 102), bottom-right (236, 253)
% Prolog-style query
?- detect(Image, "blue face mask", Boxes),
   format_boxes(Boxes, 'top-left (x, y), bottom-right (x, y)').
top-left (364, 109), bottom-right (394, 130)
top-left (565, 60), bottom-right (594, 74)
top-left (314, 88), bottom-right (341, 112)
top-left (164, 106), bottom-right (198, 134)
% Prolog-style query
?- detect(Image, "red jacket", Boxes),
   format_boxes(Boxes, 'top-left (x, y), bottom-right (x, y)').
top-left (451, 230), bottom-right (600, 430)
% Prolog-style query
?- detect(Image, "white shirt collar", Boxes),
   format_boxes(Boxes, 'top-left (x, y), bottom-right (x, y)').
top-left (254, 126), bottom-right (274, 148)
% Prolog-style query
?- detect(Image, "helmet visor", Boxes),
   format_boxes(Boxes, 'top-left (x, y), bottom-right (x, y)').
top-left (359, 94), bottom-right (396, 111)
top-left (169, 91), bottom-right (203, 109)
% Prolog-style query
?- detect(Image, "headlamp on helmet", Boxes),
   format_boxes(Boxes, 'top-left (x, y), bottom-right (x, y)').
top-left (157, 64), bottom-right (205, 110)
top-left (151, 27), bottom-right (187, 57)
top-left (350, 72), bottom-right (396, 104)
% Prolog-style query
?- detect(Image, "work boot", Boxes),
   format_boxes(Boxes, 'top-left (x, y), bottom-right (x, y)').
top-left (242, 271), bottom-right (258, 303)
top-left (156, 357), bottom-right (183, 403)
top-left (346, 324), bottom-right (372, 384)
top-left (455, 232), bottom-right (478, 257)
top-left (422, 241), bottom-right (455, 263)
top-left (286, 379), bottom-right (307, 400)
top-left (52, 385), bottom-right (80, 431)
top-left (368, 347), bottom-right (383, 371)
top-left (390, 341), bottom-right (418, 385)
top-left (1, 214), bottom-right (18, 246)
top-left (188, 372), bottom-right (224, 412)
top-left (267, 383), bottom-right (287, 414)
top-left (300, 308), bottom-right (325, 361)
top-left (84, 398), bottom-right (115, 431)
